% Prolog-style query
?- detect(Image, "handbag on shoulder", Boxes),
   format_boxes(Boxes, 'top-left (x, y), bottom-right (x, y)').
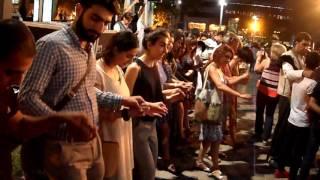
top-left (194, 64), bottom-right (222, 124)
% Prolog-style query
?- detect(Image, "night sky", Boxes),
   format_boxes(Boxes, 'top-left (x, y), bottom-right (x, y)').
top-left (286, 0), bottom-right (320, 40)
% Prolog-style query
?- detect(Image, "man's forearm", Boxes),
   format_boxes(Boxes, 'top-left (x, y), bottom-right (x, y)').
top-left (283, 62), bottom-right (303, 81)
top-left (18, 92), bottom-right (55, 116)
top-left (96, 88), bottom-right (123, 110)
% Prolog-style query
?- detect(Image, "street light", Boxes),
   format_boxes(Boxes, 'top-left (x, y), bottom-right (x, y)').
top-left (250, 15), bottom-right (260, 33)
top-left (177, 0), bottom-right (182, 5)
top-left (219, 0), bottom-right (227, 27)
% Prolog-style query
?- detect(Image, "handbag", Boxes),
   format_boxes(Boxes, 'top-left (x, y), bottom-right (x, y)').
top-left (194, 64), bottom-right (222, 124)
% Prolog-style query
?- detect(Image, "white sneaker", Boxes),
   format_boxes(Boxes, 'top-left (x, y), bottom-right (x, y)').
top-left (208, 170), bottom-right (223, 179)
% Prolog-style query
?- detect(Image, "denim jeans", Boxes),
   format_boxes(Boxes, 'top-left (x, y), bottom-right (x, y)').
top-left (44, 136), bottom-right (104, 180)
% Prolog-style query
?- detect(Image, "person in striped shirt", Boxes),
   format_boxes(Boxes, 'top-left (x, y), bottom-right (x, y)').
top-left (254, 43), bottom-right (287, 142)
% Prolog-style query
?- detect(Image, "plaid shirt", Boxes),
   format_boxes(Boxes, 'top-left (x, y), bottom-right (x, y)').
top-left (19, 26), bottom-right (122, 127)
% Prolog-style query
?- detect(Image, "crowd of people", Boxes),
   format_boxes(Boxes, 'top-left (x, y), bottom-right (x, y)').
top-left (2, 0), bottom-right (320, 180)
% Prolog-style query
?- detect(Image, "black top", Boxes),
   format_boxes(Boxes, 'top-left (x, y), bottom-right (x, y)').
top-left (132, 58), bottom-right (164, 122)
top-left (309, 82), bottom-right (320, 127)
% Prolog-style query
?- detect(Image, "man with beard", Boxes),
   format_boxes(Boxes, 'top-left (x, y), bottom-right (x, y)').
top-left (18, 0), bottom-right (146, 179)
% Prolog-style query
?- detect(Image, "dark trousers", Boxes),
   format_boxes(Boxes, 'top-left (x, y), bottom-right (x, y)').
top-left (255, 91), bottom-right (279, 140)
top-left (0, 136), bottom-right (20, 180)
top-left (299, 120), bottom-right (320, 180)
top-left (270, 95), bottom-right (290, 158)
top-left (278, 123), bottom-right (309, 180)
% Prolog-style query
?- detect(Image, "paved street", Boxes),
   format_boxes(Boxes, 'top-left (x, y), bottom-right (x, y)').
top-left (155, 74), bottom-right (302, 180)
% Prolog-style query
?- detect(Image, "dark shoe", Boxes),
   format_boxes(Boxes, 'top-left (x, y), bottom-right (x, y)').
top-left (251, 134), bottom-right (262, 142)
top-left (268, 158), bottom-right (279, 169)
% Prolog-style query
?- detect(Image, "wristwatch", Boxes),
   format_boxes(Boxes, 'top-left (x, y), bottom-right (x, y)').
top-left (121, 108), bottom-right (130, 121)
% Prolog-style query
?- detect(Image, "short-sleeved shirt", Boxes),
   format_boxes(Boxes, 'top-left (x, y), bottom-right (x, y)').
top-left (288, 77), bottom-right (317, 127)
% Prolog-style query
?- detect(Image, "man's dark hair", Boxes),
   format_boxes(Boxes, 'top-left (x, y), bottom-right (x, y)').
top-left (0, 19), bottom-right (35, 61)
top-left (294, 32), bottom-right (312, 43)
top-left (78, 0), bottom-right (120, 15)
top-left (305, 51), bottom-right (320, 70)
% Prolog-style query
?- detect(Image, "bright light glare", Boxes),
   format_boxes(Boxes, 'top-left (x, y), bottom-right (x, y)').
top-left (252, 15), bottom-right (258, 21)
top-left (219, 0), bottom-right (227, 6)
top-left (250, 21), bottom-right (260, 33)
top-left (178, 0), bottom-right (182, 5)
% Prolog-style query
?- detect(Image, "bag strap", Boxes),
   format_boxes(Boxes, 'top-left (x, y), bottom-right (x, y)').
top-left (202, 64), bottom-right (211, 90)
top-left (202, 63), bottom-right (224, 90)
top-left (54, 44), bottom-right (92, 111)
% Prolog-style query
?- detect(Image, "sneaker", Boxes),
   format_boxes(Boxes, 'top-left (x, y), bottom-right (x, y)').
top-left (274, 169), bottom-right (289, 178)
top-left (208, 170), bottom-right (223, 179)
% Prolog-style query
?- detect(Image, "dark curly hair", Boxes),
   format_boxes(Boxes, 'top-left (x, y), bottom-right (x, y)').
top-left (0, 19), bottom-right (35, 61)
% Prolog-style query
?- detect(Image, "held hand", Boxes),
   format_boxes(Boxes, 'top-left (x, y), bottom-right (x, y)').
top-left (55, 112), bottom-right (96, 141)
top-left (176, 83), bottom-right (192, 93)
top-left (181, 83), bottom-right (194, 92)
top-left (121, 96), bottom-right (145, 110)
top-left (166, 88), bottom-right (186, 103)
top-left (144, 102), bottom-right (168, 117)
top-left (303, 69), bottom-right (314, 79)
top-left (128, 108), bottom-right (144, 118)
top-left (239, 93), bottom-right (252, 100)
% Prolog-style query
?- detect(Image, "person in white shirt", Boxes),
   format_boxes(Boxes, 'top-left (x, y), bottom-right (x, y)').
top-left (280, 52), bottom-right (320, 180)
top-left (113, 12), bottom-right (133, 32)
top-left (269, 32), bottom-right (312, 178)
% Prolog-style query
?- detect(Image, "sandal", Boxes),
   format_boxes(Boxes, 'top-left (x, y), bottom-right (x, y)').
top-left (167, 163), bottom-right (176, 174)
top-left (195, 160), bottom-right (210, 172)
top-left (208, 170), bottom-right (223, 180)
top-left (162, 159), bottom-right (176, 174)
